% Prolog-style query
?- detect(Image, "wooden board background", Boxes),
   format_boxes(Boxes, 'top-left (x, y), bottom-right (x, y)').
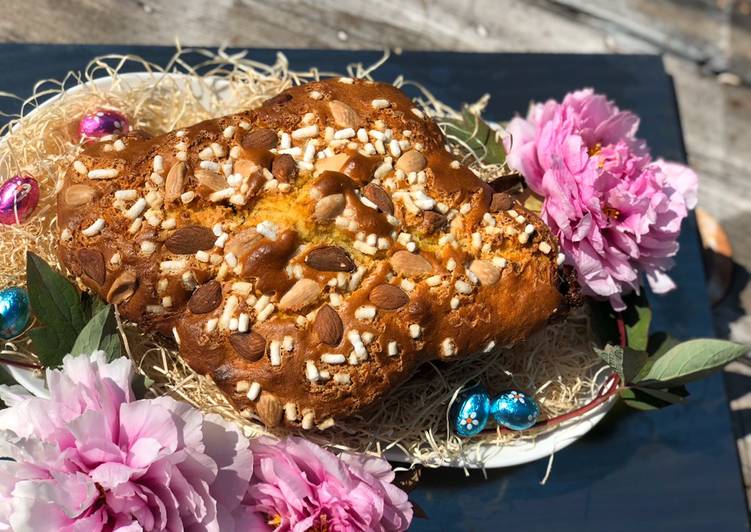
top-left (1, 0), bottom-right (751, 508)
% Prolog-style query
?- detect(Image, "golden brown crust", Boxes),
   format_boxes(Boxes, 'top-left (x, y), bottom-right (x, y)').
top-left (57, 78), bottom-right (561, 429)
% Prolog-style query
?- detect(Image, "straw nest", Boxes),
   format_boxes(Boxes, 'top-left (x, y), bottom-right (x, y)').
top-left (0, 46), bottom-right (604, 468)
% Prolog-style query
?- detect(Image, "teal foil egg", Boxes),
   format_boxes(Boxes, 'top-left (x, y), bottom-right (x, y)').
top-left (491, 390), bottom-right (541, 431)
top-left (0, 287), bottom-right (31, 339)
top-left (451, 387), bottom-right (491, 437)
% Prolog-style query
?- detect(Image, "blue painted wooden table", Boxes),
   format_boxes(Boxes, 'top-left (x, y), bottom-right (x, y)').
top-left (0, 45), bottom-right (746, 531)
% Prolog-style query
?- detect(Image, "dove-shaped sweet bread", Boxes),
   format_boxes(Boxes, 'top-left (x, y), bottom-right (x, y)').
top-left (57, 78), bottom-right (562, 429)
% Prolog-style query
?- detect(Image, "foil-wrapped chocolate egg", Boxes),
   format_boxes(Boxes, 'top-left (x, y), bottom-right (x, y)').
top-left (79, 109), bottom-right (129, 140)
top-left (0, 287), bottom-right (31, 339)
top-left (451, 386), bottom-right (491, 437)
top-left (0, 175), bottom-right (40, 225)
top-left (491, 390), bottom-right (540, 431)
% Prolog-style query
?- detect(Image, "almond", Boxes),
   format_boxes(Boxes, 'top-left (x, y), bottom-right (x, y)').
top-left (272, 154), bottom-right (298, 182)
top-left (489, 192), bottom-right (513, 213)
top-left (305, 246), bottom-right (356, 272)
top-left (256, 392), bottom-right (283, 427)
top-left (328, 100), bottom-right (359, 129)
top-left (64, 184), bottom-right (96, 207)
top-left (487, 174), bottom-right (523, 193)
top-left (241, 128), bottom-right (278, 150)
top-left (165, 225), bottom-right (216, 254)
top-left (369, 284), bottom-right (409, 310)
top-left (195, 168), bottom-right (228, 192)
top-left (314, 193), bottom-right (346, 222)
top-left (233, 159), bottom-right (257, 178)
top-left (314, 304), bottom-right (343, 346)
top-left (188, 280), bottom-right (223, 314)
top-left (389, 250), bottom-right (433, 276)
top-left (469, 259), bottom-right (501, 286)
top-left (363, 183), bottom-right (394, 215)
top-left (395, 149), bottom-right (427, 174)
top-left (107, 271), bottom-right (138, 304)
top-left (165, 162), bottom-right (187, 203)
top-left (77, 248), bottom-right (106, 284)
top-left (239, 147), bottom-right (274, 170)
top-left (314, 153), bottom-right (349, 175)
top-left (420, 211), bottom-right (447, 234)
top-left (279, 278), bottom-right (321, 311)
top-left (225, 228), bottom-right (262, 260)
top-left (264, 93), bottom-right (292, 106)
top-left (247, 170), bottom-right (266, 199)
top-left (230, 332), bottom-right (266, 361)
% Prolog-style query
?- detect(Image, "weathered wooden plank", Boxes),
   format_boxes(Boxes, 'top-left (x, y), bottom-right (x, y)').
top-left (541, 0), bottom-right (751, 80)
top-left (0, 0), bottom-right (620, 51)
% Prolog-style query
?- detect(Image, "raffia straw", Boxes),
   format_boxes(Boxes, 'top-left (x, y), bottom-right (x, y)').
top-left (0, 47), bottom-right (603, 467)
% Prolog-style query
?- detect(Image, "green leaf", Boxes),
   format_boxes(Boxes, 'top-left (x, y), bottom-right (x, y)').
top-left (444, 108), bottom-right (506, 165)
top-left (589, 293), bottom-right (652, 351)
top-left (620, 385), bottom-right (689, 411)
top-left (131, 373), bottom-right (155, 400)
top-left (647, 332), bottom-right (681, 358)
top-left (593, 344), bottom-right (648, 384)
top-left (26, 252), bottom-right (87, 367)
top-left (634, 338), bottom-right (750, 388)
top-left (633, 332), bottom-right (681, 382)
top-left (621, 292), bottom-right (651, 351)
top-left (0, 367), bottom-right (16, 387)
top-left (0, 367), bottom-right (17, 408)
top-left (588, 300), bottom-right (620, 348)
top-left (81, 292), bottom-right (108, 321)
top-left (70, 304), bottom-right (121, 361)
top-left (28, 328), bottom-right (67, 368)
top-left (637, 385), bottom-right (689, 404)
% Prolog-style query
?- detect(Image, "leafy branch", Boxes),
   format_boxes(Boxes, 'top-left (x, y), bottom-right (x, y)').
top-left (444, 107), bottom-right (506, 165)
top-left (25, 251), bottom-right (122, 368)
top-left (590, 292), bottom-right (749, 410)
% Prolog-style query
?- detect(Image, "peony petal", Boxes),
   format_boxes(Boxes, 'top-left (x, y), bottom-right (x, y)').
top-left (0, 352), bottom-right (258, 531)
top-left (8, 477), bottom-right (97, 529)
top-left (89, 462), bottom-right (138, 490)
top-left (505, 116), bottom-right (545, 191)
top-left (127, 437), bottom-right (167, 470)
top-left (0, 385), bottom-right (31, 407)
top-left (646, 267), bottom-right (677, 294)
top-left (654, 159), bottom-right (698, 210)
top-left (200, 414), bottom-right (254, 511)
top-left (118, 401), bottom-right (179, 455)
top-left (106, 481), bottom-right (160, 531)
top-left (594, 110), bottom-right (640, 146)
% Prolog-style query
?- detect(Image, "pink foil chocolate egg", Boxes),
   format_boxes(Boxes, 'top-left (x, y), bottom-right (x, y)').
top-left (78, 109), bottom-right (129, 140)
top-left (0, 175), bottom-right (40, 225)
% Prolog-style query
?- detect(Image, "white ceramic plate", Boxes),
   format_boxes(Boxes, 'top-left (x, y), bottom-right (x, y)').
top-left (2, 71), bottom-right (616, 467)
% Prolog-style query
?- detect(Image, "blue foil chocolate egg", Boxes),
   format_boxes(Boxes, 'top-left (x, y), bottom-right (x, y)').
top-left (0, 287), bottom-right (31, 339)
top-left (451, 387), bottom-right (491, 437)
top-left (491, 390), bottom-right (541, 431)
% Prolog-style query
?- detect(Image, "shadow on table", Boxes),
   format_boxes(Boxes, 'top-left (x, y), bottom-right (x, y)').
top-left (711, 250), bottom-right (750, 340)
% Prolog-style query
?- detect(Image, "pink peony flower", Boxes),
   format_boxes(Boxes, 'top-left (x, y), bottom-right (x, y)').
top-left (0, 351), bottom-right (259, 531)
top-left (505, 89), bottom-right (698, 310)
top-left (246, 436), bottom-right (412, 532)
